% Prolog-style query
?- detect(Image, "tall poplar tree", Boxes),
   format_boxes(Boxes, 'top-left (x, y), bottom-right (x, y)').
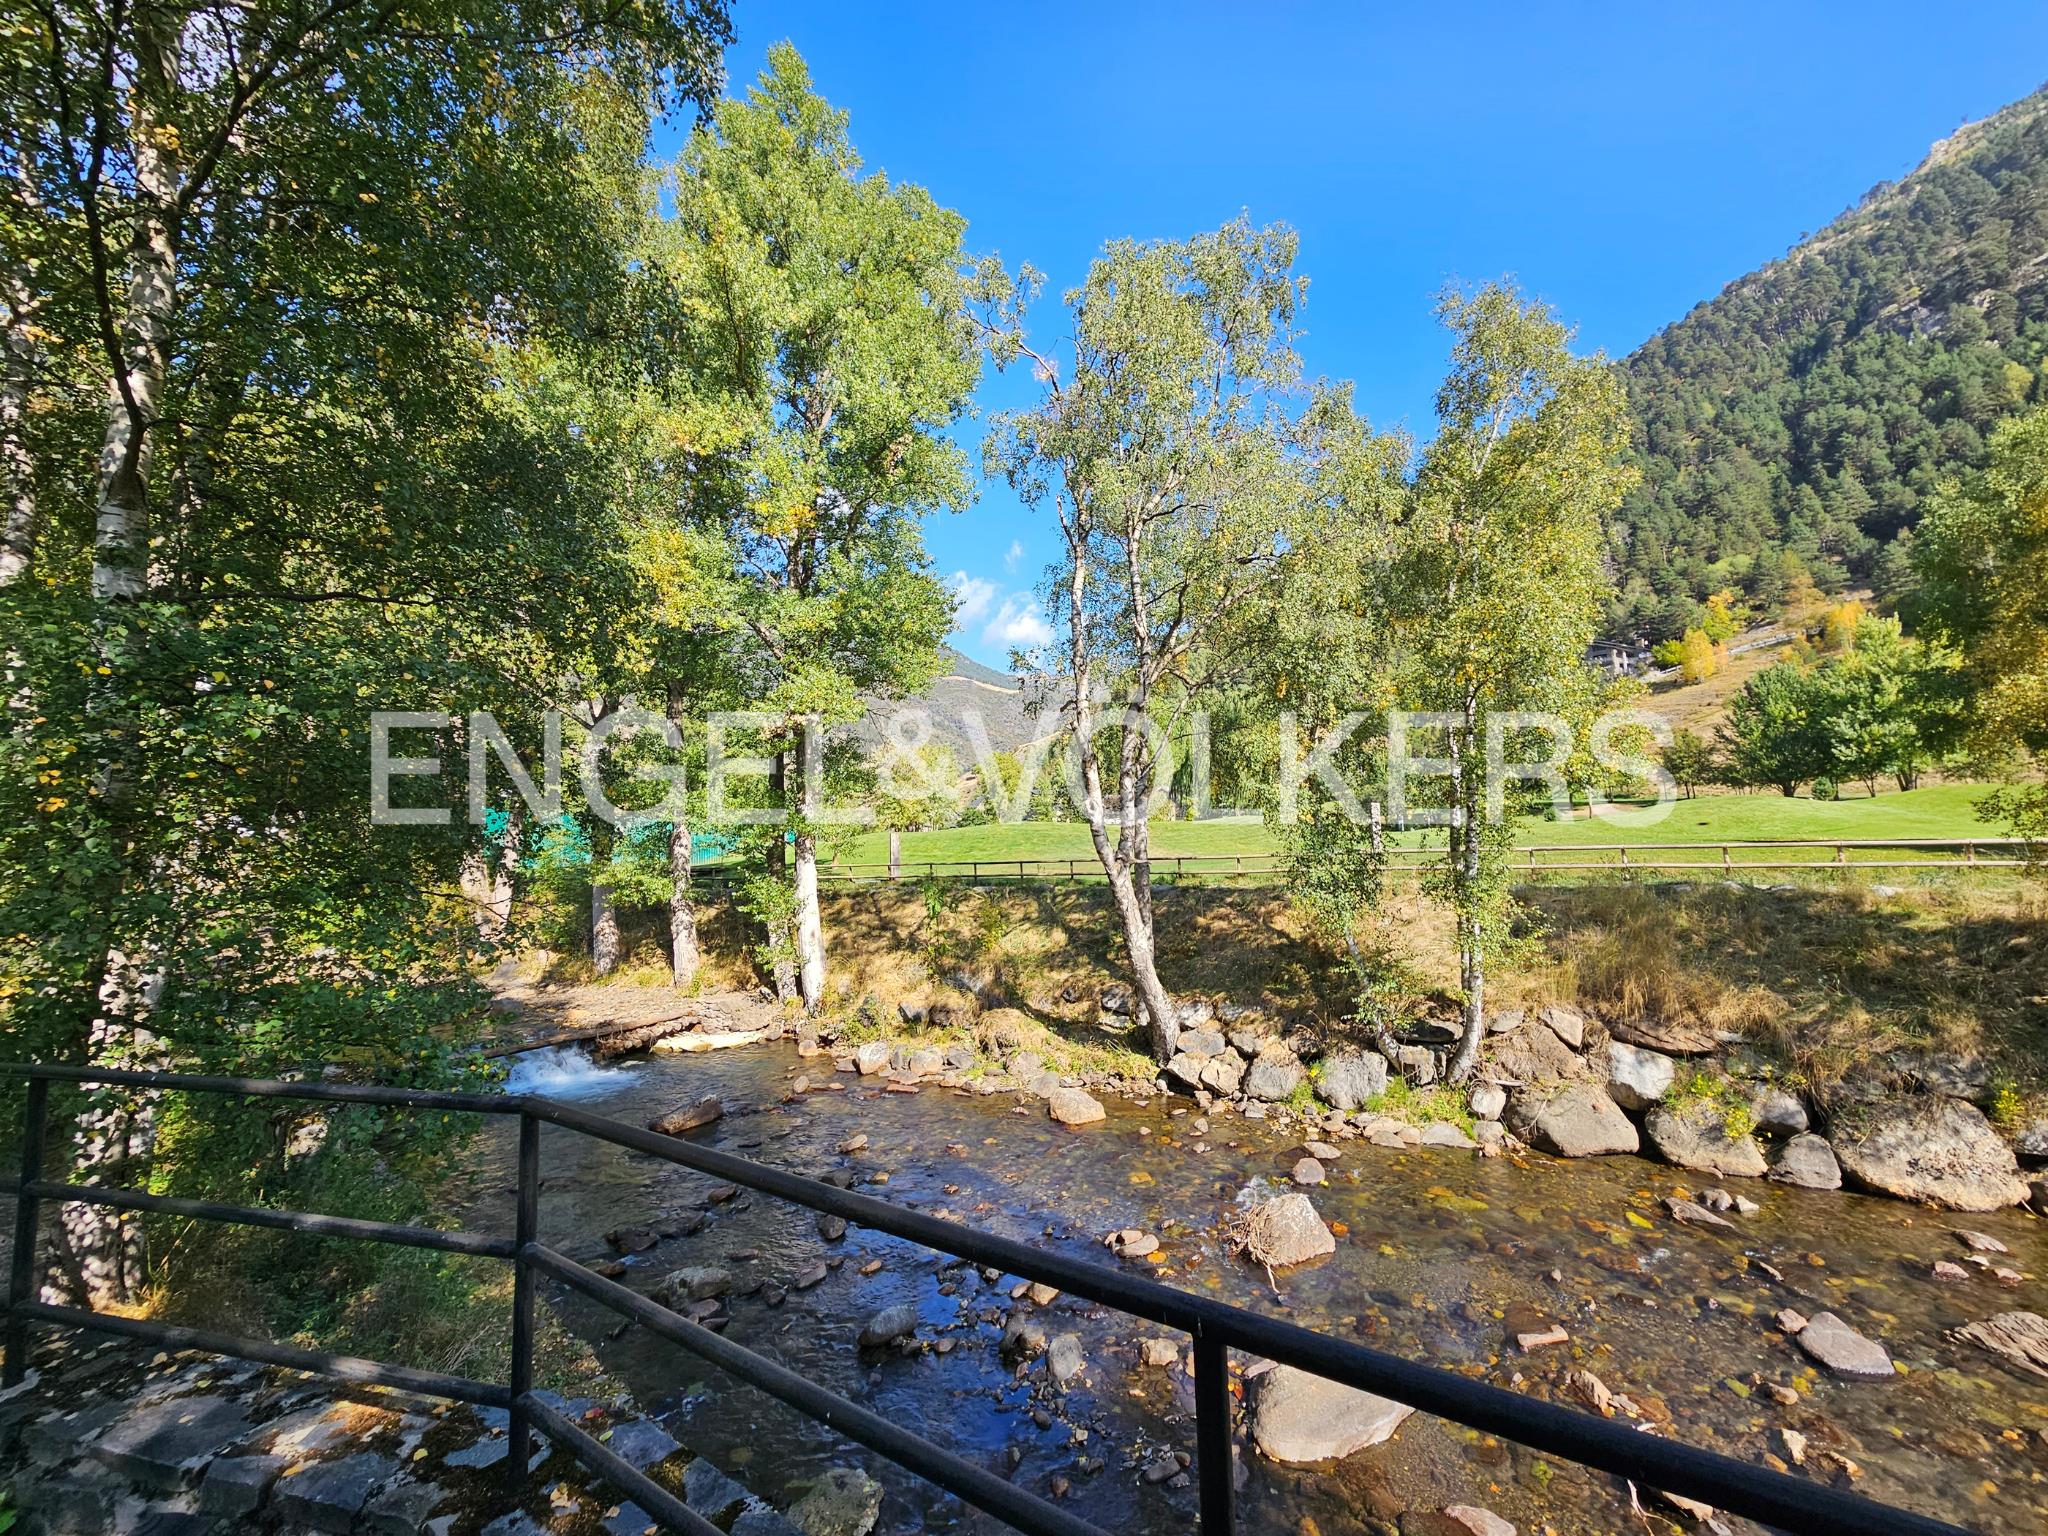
top-left (656, 45), bottom-right (978, 1011)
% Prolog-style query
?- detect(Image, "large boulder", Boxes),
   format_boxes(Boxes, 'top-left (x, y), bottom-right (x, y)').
top-left (1244, 1054), bottom-right (1305, 1103)
top-left (1046, 1087), bottom-right (1107, 1126)
top-left (1318, 1049), bottom-right (1389, 1112)
top-left (1606, 1016), bottom-right (1717, 1055)
top-left (1644, 1100), bottom-right (1768, 1179)
top-left (1178, 1026), bottom-right (1227, 1060)
top-left (857, 1304), bottom-right (918, 1349)
top-left (1600, 1042), bottom-right (1675, 1112)
top-left (853, 1042), bottom-right (892, 1077)
top-left (1830, 1095), bottom-right (2028, 1211)
top-left (1199, 1053), bottom-right (1247, 1096)
top-left (1506, 1083), bottom-right (1640, 1158)
top-left (1748, 1084), bottom-right (1810, 1136)
top-left (1243, 1193), bottom-right (1335, 1268)
top-left (1536, 1004), bottom-right (1587, 1050)
top-left (1251, 1365), bottom-right (1413, 1463)
top-left (1486, 1024), bottom-right (1584, 1086)
top-left (1770, 1133), bottom-right (1843, 1190)
top-left (1165, 1053), bottom-right (1206, 1092)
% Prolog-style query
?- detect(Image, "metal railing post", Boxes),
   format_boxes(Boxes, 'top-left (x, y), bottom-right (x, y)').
top-left (506, 1108), bottom-right (539, 1493)
top-left (5, 1074), bottom-right (49, 1387)
top-left (1192, 1335), bottom-right (1235, 1536)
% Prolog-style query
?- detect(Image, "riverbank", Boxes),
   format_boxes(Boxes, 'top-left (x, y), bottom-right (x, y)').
top-left (454, 1037), bottom-right (2048, 1536)
top-left (540, 870), bottom-right (2048, 1215)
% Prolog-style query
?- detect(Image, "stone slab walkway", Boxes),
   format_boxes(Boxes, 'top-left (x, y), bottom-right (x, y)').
top-left (0, 1337), bottom-right (803, 1536)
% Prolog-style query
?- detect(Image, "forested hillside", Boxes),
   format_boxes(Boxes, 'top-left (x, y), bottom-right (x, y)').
top-left (1611, 83), bottom-right (2048, 638)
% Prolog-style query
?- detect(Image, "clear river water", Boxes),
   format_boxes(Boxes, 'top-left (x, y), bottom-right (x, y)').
top-left (463, 1044), bottom-right (2047, 1536)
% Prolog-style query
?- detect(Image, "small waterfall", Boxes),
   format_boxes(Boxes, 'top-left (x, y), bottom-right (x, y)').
top-left (503, 1045), bottom-right (636, 1099)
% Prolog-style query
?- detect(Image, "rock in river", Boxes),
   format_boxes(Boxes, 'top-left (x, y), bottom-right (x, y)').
top-left (1444, 1507), bottom-right (1518, 1536)
top-left (1795, 1311), bottom-right (1894, 1379)
top-left (1251, 1364), bottom-right (1413, 1463)
top-left (1829, 1095), bottom-right (2029, 1211)
top-left (1244, 1054), bottom-right (1305, 1102)
top-left (1506, 1082), bottom-right (1640, 1158)
top-left (857, 1303), bottom-right (918, 1349)
top-left (650, 1097), bottom-right (723, 1136)
top-left (1769, 1133), bottom-right (1843, 1190)
top-left (788, 1467), bottom-right (884, 1536)
top-left (1953, 1311), bottom-right (2048, 1378)
top-left (1644, 1100), bottom-right (1768, 1179)
top-left (1244, 1192), bottom-right (1336, 1268)
top-left (1046, 1087), bottom-right (1106, 1126)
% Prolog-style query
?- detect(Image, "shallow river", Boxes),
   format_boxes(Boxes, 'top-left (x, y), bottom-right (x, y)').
top-left (466, 1045), bottom-right (2047, 1536)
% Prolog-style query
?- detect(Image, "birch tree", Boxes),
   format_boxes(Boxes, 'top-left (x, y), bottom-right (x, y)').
top-left (1391, 285), bottom-right (1634, 1081)
top-left (0, 0), bottom-right (732, 1303)
top-left (985, 218), bottom-right (1370, 1061)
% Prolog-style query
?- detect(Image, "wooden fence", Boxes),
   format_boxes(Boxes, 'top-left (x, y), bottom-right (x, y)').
top-left (683, 836), bottom-right (2030, 889)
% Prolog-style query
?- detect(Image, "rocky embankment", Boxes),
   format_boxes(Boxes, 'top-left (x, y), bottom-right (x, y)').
top-left (781, 982), bottom-right (2047, 1218)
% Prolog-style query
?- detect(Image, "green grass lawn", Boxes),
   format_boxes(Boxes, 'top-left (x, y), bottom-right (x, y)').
top-left (822, 783), bottom-right (2016, 869)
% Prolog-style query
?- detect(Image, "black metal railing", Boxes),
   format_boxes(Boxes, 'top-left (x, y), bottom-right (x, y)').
top-left (0, 1063), bottom-right (1975, 1536)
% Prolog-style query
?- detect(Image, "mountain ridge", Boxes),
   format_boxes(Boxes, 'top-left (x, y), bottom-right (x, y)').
top-left (1608, 80), bottom-right (2048, 637)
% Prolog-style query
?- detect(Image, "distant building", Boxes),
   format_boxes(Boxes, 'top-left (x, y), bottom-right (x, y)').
top-left (1584, 636), bottom-right (1653, 678)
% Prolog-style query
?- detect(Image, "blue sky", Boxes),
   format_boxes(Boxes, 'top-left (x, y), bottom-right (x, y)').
top-left (656, 4), bottom-right (2048, 670)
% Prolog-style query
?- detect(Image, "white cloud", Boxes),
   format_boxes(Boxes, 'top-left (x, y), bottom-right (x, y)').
top-left (1003, 538), bottom-right (1024, 572)
top-left (988, 595), bottom-right (1053, 648)
top-left (950, 570), bottom-right (1052, 654)
top-left (948, 571), bottom-right (998, 629)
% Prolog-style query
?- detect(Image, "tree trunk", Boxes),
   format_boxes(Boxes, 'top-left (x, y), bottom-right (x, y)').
top-left (1447, 708), bottom-right (1487, 1084)
top-left (664, 687), bottom-right (698, 988)
top-left (488, 806), bottom-right (522, 940)
top-left (1106, 867), bottom-right (1177, 1060)
top-left (60, 11), bottom-right (186, 1309)
top-left (792, 719), bottom-right (825, 1010)
top-left (766, 753), bottom-right (797, 1003)
top-left (0, 277), bottom-right (37, 587)
top-left (591, 882), bottom-right (620, 977)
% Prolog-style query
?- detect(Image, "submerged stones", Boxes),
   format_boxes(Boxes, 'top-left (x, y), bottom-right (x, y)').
top-left (1243, 1192), bottom-right (1336, 1268)
top-left (1829, 1095), bottom-right (2029, 1211)
top-left (1953, 1311), bottom-right (2048, 1378)
top-left (1505, 1082), bottom-right (1639, 1158)
top-left (1046, 1087), bottom-right (1106, 1126)
top-left (1250, 1365), bottom-right (1413, 1463)
top-left (787, 1467), bottom-right (883, 1536)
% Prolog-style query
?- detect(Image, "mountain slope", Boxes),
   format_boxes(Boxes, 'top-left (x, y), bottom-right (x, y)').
top-left (851, 646), bottom-right (1057, 765)
top-left (1610, 83), bottom-right (2048, 637)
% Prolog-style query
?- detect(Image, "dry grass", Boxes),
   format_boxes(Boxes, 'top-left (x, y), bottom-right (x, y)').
top-left (1526, 876), bottom-right (2048, 1101)
top-left (583, 870), bottom-right (2046, 1106)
